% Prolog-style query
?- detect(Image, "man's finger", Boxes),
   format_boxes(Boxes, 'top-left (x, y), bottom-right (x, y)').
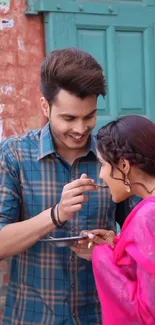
top-left (65, 178), bottom-right (95, 190)
top-left (80, 173), bottom-right (88, 179)
top-left (65, 185), bottom-right (98, 197)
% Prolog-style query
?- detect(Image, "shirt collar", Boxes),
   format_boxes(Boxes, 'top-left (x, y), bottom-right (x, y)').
top-left (38, 122), bottom-right (97, 160)
top-left (89, 133), bottom-right (97, 157)
top-left (37, 122), bottom-right (56, 160)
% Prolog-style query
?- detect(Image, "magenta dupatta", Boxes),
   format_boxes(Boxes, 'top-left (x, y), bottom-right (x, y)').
top-left (92, 196), bottom-right (155, 325)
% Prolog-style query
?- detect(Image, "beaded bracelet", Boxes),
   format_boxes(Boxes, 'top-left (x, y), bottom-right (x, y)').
top-left (50, 204), bottom-right (66, 228)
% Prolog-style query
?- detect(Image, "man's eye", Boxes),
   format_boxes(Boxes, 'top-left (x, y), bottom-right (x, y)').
top-left (85, 114), bottom-right (95, 120)
top-left (63, 117), bottom-right (74, 121)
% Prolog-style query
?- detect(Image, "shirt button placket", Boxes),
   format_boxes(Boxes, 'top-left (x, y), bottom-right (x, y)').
top-left (70, 255), bottom-right (74, 261)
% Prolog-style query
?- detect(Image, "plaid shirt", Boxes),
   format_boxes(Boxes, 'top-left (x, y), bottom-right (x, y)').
top-left (0, 123), bottom-right (138, 325)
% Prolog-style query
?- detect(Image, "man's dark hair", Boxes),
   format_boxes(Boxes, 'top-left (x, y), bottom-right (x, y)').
top-left (41, 47), bottom-right (106, 104)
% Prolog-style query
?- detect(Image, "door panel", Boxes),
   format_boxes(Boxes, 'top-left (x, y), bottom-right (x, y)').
top-left (77, 28), bottom-right (109, 128)
top-left (44, 1), bottom-right (155, 130)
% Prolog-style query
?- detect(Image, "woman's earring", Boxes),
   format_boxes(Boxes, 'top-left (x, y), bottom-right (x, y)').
top-left (124, 175), bottom-right (131, 193)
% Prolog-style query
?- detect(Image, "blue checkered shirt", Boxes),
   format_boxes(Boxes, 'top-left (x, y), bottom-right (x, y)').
top-left (0, 123), bottom-right (139, 325)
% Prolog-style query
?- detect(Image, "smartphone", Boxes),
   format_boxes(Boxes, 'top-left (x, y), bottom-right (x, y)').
top-left (40, 234), bottom-right (88, 247)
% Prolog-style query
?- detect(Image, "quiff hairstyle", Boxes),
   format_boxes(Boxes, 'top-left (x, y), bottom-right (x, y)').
top-left (41, 47), bottom-right (106, 104)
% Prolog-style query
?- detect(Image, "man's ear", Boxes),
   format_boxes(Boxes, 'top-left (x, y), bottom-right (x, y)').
top-left (40, 97), bottom-right (50, 118)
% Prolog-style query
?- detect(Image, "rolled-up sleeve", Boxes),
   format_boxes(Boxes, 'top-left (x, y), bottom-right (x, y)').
top-left (0, 144), bottom-right (21, 230)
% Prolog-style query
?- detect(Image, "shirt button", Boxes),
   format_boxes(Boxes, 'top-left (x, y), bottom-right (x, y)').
top-left (72, 313), bottom-right (75, 317)
top-left (71, 227), bottom-right (75, 232)
top-left (71, 284), bottom-right (75, 288)
top-left (70, 255), bottom-right (74, 261)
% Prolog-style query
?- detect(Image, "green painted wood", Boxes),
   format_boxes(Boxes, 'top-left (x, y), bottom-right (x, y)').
top-left (26, 0), bottom-right (118, 15)
top-left (118, 0), bottom-right (155, 4)
top-left (27, 0), bottom-right (118, 15)
top-left (26, 0), bottom-right (155, 131)
top-left (26, 0), bottom-right (154, 15)
top-left (25, 0), bottom-right (38, 14)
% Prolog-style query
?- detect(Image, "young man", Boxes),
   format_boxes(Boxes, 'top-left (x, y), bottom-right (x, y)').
top-left (0, 48), bottom-right (139, 325)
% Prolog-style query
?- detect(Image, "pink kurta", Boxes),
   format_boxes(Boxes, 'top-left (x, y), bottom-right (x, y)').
top-left (92, 197), bottom-right (155, 325)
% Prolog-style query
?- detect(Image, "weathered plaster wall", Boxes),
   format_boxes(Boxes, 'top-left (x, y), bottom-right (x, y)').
top-left (0, 0), bottom-right (46, 313)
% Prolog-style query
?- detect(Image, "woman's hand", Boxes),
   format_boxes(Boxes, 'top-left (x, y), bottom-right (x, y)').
top-left (71, 237), bottom-right (95, 261)
top-left (70, 229), bottom-right (115, 261)
top-left (88, 229), bottom-right (115, 247)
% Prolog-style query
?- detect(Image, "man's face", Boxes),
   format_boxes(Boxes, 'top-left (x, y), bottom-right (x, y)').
top-left (41, 89), bottom-right (97, 150)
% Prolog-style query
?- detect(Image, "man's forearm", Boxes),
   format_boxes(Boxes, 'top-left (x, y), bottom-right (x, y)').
top-left (0, 208), bottom-right (55, 259)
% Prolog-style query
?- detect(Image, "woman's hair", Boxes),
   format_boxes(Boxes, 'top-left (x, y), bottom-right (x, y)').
top-left (41, 47), bottom-right (106, 105)
top-left (97, 115), bottom-right (155, 177)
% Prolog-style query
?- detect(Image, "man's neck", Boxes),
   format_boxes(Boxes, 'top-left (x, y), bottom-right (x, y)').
top-left (57, 146), bottom-right (88, 165)
top-left (50, 128), bottom-right (91, 165)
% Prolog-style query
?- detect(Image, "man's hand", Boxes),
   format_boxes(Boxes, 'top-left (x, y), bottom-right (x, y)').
top-left (58, 174), bottom-right (98, 222)
top-left (71, 229), bottom-right (115, 261)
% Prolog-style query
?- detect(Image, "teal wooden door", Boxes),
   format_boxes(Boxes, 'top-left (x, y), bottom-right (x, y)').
top-left (27, 0), bottom-right (155, 131)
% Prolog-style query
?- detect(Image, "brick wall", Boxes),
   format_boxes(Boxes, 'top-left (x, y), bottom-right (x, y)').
top-left (0, 261), bottom-right (9, 315)
top-left (0, 0), bottom-right (46, 315)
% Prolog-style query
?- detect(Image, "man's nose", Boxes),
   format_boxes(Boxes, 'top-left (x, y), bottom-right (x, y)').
top-left (73, 121), bottom-right (87, 134)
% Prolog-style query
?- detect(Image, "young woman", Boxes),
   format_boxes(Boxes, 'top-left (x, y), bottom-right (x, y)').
top-left (92, 115), bottom-right (155, 325)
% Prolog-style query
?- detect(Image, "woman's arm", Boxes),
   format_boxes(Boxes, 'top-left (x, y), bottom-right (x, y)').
top-left (92, 201), bottom-right (155, 325)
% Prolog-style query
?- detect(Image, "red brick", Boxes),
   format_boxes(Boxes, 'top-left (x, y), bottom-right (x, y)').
top-left (3, 273), bottom-right (9, 284)
top-left (0, 0), bottom-right (46, 314)
top-left (0, 32), bottom-right (16, 50)
top-left (0, 297), bottom-right (6, 312)
top-left (0, 261), bottom-right (8, 269)
top-left (11, 0), bottom-right (26, 12)
top-left (17, 51), bottom-right (31, 67)
top-left (0, 67), bottom-right (18, 83)
top-left (1, 103), bottom-right (20, 119)
top-left (0, 51), bottom-right (17, 66)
